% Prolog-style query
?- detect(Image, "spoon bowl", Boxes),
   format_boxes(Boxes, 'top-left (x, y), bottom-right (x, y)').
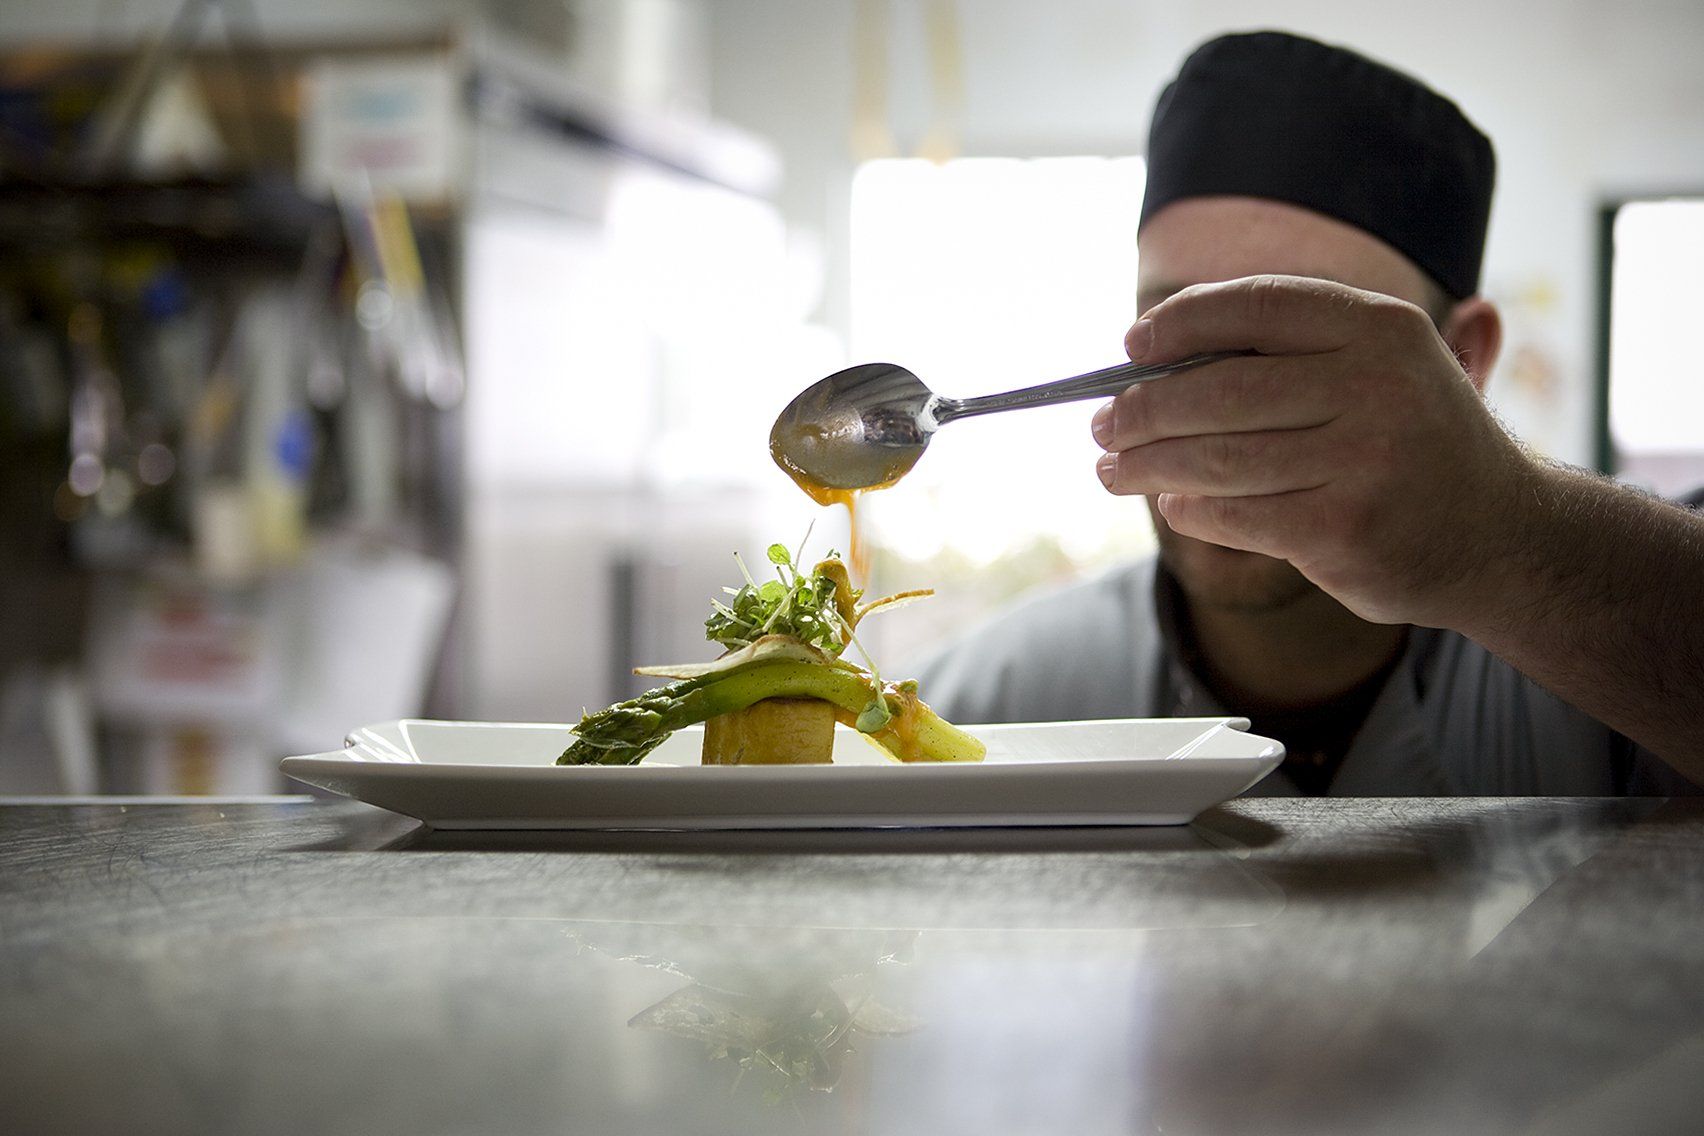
top-left (769, 363), bottom-right (938, 498)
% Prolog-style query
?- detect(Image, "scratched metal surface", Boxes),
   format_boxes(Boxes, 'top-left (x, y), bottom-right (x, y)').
top-left (2, 797), bottom-right (1701, 1135)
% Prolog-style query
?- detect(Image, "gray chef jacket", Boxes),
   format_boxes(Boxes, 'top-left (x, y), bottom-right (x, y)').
top-left (913, 554), bottom-right (1698, 797)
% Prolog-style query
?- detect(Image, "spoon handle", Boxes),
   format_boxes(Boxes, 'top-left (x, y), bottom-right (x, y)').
top-left (934, 351), bottom-right (1246, 424)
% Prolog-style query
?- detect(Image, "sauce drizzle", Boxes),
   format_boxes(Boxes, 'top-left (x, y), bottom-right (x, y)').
top-left (769, 431), bottom-right (912, 586)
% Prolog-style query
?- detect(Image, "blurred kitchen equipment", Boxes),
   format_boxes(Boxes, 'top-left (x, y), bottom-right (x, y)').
top-left (770, 352), bottom-right (1242, 495)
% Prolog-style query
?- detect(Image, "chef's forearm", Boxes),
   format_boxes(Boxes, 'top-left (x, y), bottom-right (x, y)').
top-left (1458, 462), bottom-right (1704, 778)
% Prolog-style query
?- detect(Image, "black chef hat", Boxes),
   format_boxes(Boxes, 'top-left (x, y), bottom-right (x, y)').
top-left (1139, 31), bottom-right (1495, 299)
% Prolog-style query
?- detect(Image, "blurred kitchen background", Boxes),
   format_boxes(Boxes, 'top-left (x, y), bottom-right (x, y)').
top-left (1, 0), bottom-right (1700, 795)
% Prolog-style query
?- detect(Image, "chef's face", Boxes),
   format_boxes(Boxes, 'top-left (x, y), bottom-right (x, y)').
top-left (1133, 196), bottom-right (1450, 613)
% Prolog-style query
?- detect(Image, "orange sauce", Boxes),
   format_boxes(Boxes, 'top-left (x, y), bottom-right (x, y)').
top-left (769, 431), bottom-right (913, 587)
top-left (846, 491), bottom-right (869, 586)
top-left (830, 691), bottom-right (925, 763)
top-left (883, 693), bottom-right (923, 761)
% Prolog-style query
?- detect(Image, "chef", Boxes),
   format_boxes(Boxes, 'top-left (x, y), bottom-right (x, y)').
top-left (917, 30), bottom-right (1704, 795)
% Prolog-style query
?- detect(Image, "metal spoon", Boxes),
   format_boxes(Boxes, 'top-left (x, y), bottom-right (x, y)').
top-left (770, 352), bottom-right (1242, 495)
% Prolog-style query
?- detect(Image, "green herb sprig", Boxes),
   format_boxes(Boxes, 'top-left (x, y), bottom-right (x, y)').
top-left (704, 536), bottom-right (858, 657)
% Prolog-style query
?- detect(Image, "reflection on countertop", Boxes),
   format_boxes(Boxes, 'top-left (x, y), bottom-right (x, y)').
top-left (571, 923), bottom-right (921, 1098)
top-left (2, 796), bottom-right (1701, 1135)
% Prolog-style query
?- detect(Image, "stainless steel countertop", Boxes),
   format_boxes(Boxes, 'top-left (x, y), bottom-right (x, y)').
top-left (3, 797), bottom-right (1701, 1135)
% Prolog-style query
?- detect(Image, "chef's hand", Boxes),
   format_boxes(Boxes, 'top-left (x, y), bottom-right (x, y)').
top-left (1090, 274), bottom-right (1536, 629)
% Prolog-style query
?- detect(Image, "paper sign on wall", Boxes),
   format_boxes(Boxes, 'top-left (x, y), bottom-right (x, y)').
top-left (300, 56), bottom-right (459, 203)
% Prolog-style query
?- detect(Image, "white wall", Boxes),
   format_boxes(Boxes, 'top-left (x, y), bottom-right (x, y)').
top-left (706, 0), bottom-right (1704, 466)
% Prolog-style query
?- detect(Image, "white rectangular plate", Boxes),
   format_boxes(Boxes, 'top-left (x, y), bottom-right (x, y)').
top-left (280, 718), bottom-right (1283, 830)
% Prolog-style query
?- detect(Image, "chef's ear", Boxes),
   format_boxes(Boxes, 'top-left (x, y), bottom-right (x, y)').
top-left (1439, 296), bottom-right (1502, 394)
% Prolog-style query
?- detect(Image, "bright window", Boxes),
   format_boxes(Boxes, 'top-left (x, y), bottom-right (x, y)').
top-left (1609, 198), bottom-right (1704, 494)
top-left (849, 156), bottom-right (1158, 657)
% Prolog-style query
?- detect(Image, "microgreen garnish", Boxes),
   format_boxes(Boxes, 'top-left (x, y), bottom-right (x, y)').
top-left (705, 535), bottom-right (856, 658)
top-left (700, 532), bottom-right (930, 735)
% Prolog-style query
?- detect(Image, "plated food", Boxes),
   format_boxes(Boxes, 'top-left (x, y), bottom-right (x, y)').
top-left (557, 539), bottom-right (985, 767)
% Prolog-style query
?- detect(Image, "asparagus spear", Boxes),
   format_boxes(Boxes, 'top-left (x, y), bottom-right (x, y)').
top-left (558, 653), bottom-right (983, 766)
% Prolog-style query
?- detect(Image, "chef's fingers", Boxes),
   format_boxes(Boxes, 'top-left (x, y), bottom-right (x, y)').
top-left (1096, 425), bottom-right (1348, 498)
top-left (1125, 274), bottom-right (1411, 362)
top-left (1092, 352), bottom-right (1346, 451)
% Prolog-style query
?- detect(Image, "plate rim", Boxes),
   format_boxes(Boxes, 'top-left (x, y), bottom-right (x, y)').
top-left (278, 716), bottom-right (1285, 828)
top-left (282, 715), bottom-right (1283, 777)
